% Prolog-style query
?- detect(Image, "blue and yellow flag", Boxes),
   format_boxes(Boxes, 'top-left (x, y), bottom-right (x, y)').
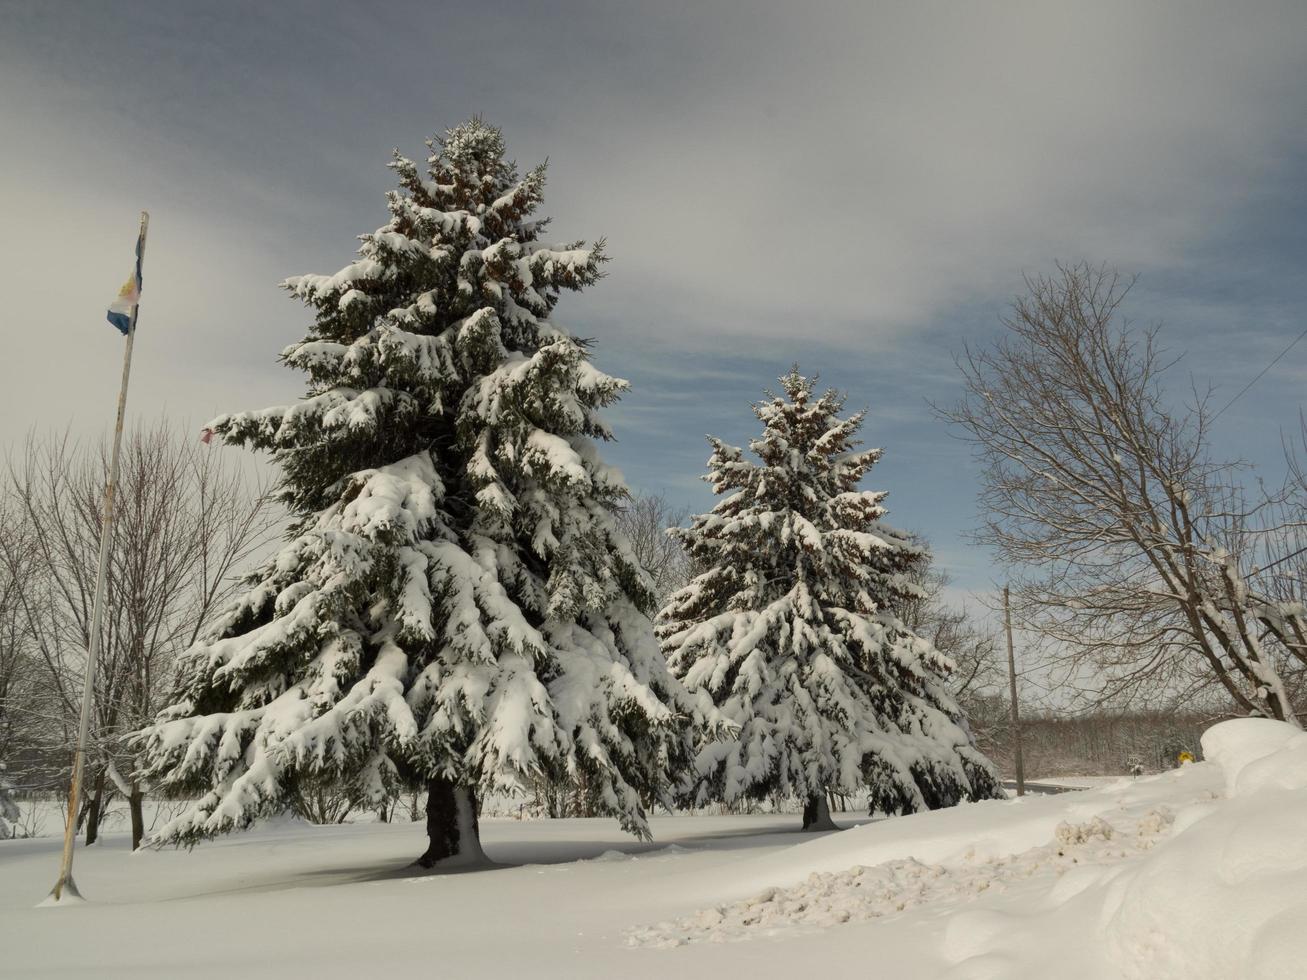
top-left (106, 225), bottom-right (146, 335)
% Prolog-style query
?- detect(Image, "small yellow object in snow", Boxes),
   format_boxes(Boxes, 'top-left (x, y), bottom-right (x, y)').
top-left (1177, 751), bottom-right (1195, 765)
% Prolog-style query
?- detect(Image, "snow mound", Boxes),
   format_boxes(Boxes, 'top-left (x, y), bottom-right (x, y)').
top-left (1097, 719), bottom-right (1307, 980)
top-left (589, 849), bottom-right (635, 863)
top-left (626, 808), bottom-right (1176, 947)
top-left (1199, 716), bottom-right (1307, 796)
top-left (934, 718), bottom-right (1307, 979)
top-left (686, 758), bottom-right (1220, 902)
top-left (628, 718), bottom-right (1307, 979)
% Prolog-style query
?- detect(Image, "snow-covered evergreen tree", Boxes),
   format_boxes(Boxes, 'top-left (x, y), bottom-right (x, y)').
top-left (659, 371), bottom-right (1003, 829)
top-left (136, 119), bottom-right (693, 866)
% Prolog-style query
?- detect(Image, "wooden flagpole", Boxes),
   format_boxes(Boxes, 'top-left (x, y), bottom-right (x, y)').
top-left (46, 211), bottom-right (150, 905)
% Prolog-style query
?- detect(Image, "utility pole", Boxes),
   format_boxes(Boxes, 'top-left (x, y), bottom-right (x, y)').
top-left (1003, 584), bottom-right (1025, 797)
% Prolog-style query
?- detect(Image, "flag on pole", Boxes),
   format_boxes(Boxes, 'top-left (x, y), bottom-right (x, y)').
top-left (46, 211), bottom-right (148, 906)
top-left (106, 224), bottom-right (146, 335)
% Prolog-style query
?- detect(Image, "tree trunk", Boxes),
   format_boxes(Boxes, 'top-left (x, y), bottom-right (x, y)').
top-left (801, 792), bottom-right (838, 832)
top-left (414, 777), bottom-right (485, 868)
top-left (129, 783), bottom-right (145, 851)
top-left (84, 769), bottom-right (106, 846)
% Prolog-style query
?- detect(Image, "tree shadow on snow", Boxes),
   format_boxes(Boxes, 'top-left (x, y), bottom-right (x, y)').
top-left (158, 814), bottom-right (881, 900)
top-left (664, 814), bottom-right (879, 848)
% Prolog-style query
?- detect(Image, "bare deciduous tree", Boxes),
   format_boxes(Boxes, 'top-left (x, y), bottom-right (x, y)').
top-left (1, 423), bottom-right (278, 846)
top-left (939, 263), bottom-right (1306, 725)
top-left (615, 491), bottom-right (692, 609)
top-left (896, 544), bottom-right (1005, 707)
top-left (0, 497), bottom-right (45, 838)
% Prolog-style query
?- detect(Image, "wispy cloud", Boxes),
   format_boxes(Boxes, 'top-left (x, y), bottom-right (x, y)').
top-left (3, 1), bottom-right (1306, 591)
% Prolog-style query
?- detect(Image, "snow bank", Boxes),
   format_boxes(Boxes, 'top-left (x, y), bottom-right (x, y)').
top-left (1098, 719), bottom-right (1307, 980)
top-left (933, 718), bottom-right (1307, 979)
top-left (1200, 715), bottom-right (1305, 796)
top-left (691, 759), bottom-right (1221, 902)
top-left (627, 718), bottom-right (1307, 980)
top-left (628, 808), bottom-right (1176, 947)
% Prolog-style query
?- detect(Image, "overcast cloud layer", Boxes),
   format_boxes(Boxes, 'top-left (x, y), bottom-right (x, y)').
top-left (3, 0), bottom-right (1307, 594)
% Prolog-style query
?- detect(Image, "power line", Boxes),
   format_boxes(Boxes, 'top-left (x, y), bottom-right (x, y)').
top-left (1212, 326), bottom-right (1307, 423)
top-left (1259, 541), bottom-right (1307, 575)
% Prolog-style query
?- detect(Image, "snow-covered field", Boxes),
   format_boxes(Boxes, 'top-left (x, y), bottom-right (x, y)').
top-left (2, 719), bottom-right (1304, 979)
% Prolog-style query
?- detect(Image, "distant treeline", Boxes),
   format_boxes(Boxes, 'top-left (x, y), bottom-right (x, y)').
top-left (969, 703), bottom-right (1220, 777)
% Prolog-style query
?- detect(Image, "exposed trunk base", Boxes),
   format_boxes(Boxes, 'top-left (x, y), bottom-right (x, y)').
top-left (129, 784), bottom-right (145, 851)
top-left (84, 770), bottom-right (106, 846)
top-left (413, 777), bottom-right (486, 869)
top-left (801, 792), bottom-right (838, 832)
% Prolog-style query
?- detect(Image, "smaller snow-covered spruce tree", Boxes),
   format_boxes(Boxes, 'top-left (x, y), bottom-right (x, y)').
top-left (136, 119), bottom-right (694, 867)
top-left (659, 371), bottom-right (1003, 830)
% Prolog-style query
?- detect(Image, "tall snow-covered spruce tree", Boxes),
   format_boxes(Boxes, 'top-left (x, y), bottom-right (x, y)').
top-left (659, 371), bottom-right (1003, 830)
top-left (137, 120), bottom-right (694, 867)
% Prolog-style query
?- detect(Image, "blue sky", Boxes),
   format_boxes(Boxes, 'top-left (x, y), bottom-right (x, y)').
top-left (3, 0), bottom-right (1306, 597)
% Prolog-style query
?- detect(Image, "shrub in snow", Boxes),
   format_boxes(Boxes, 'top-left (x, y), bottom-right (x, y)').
top-left (659, 371), bottom-right (1003, 829)
top-left (135, 119), bottom-right (695, 866)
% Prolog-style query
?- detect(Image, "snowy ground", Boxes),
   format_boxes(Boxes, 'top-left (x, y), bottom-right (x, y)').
top-left (2, 719), bottom-right (1304, 979)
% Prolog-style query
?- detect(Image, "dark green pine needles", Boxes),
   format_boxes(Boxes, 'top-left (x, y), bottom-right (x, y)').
top-left (659, 371), bottom-right (1004, 822)
top-left (137, 120), bottom-right (695, 853)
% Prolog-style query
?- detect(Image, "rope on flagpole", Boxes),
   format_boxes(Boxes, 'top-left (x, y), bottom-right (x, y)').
top-left (44, 210), bottom-right (149, 906)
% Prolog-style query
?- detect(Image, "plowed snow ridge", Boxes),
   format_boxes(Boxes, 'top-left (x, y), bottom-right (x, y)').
top-left (627, 808), bottom-right (1174, 946)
